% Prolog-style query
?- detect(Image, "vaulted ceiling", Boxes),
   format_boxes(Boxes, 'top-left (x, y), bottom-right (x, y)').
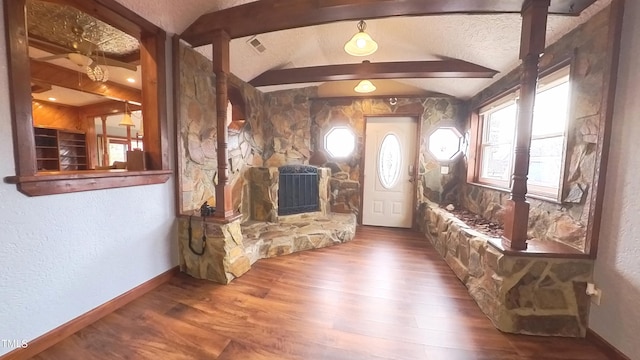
top-left (31, 0), bottom-right (611, 101)
top-left (171, 0), bottom-right (610, 98)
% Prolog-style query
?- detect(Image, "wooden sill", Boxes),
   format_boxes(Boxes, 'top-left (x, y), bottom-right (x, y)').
top-left (467, 182), bottom-right (562, 205)
top-left (487, 237), bottom-right (591, 259)
top-left (177, 212), bottom-right (242, 224)
top-left (4, 169), bottom-right (173, 196)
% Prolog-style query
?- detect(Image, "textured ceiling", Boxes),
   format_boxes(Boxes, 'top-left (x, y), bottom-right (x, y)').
top-left (28, 0), bottom-right (139, 57)
top-left (108, 0), bottom-right (611, 99)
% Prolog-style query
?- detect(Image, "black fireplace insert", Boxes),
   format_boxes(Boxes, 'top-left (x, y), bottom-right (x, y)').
top-left (278, 165), bottom-right (319, 216)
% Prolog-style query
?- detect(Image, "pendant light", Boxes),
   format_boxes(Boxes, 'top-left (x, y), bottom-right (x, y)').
top-left (344, 20), bottom-right (378, 57)
top-left (119, 101), bottom-right (135, 127)
top-left (354, 80), bottom-right (376, 93)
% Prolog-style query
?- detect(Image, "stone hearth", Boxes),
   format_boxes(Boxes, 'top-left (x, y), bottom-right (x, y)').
top-left (178, 213), bottom-right (356, 284)
top-left (242, 213), bottom-right (356, 264)
top-left (178, 165), bottom-right (356, 284)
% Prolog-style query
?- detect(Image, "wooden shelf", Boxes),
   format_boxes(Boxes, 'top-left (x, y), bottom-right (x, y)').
top-left (34, 126), bottom-right (88, 172)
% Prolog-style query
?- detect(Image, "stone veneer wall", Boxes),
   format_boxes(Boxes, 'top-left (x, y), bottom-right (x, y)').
top-left (418, 201), bottom-right (593, 337)
top-left (462, 6), bottom-right (613, 251)
top-left (262, 87), bottom-right (318, 167)
top-left (178, 42), bottom-right (267, 215)
top-left (309, 98), bottom-right (465, 216)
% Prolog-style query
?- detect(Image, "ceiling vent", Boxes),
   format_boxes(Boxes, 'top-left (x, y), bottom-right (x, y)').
top-left (246, 36), bottom-right (266, 54)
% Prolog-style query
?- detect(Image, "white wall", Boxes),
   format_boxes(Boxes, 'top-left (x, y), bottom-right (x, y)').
top-left (589, 1), bottom-right (640, 359)
top-left (0, 6), bottom-right (177, 357)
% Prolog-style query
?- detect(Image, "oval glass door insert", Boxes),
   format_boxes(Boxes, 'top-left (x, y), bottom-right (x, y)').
top-left (378, 133), bottom-right (402, 189)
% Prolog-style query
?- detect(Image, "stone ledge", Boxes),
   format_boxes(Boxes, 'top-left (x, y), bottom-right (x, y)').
top-left (178, 213), bottom-right (356, 284)
top-left (242, 213), bottom-right (356, 264)
top-left (417, 201), bottom-right (593, 337)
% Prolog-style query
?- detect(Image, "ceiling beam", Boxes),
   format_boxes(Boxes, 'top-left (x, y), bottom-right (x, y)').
top-left (181, 0), bottom-right (595, 47)
top-left (30, 59), bottom-right (142, 103)
top-left (78, 100), bottom-right (142, 118)
top-left (249, 60), bottom-right (498, 87)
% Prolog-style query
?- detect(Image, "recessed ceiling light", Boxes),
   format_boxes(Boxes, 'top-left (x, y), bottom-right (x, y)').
top-left (126, 77), bottom-right (136, 83)
top-left (48, 97), bottom-right (56, 101)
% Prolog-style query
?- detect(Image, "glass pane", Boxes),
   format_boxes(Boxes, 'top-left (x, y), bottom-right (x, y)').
top-left (486, 103), bottom-right (517, 144)
top-left (109, 143), bottom-right (127, 165)
top-left (378, 134), bottom-right (402, 189)
top-left (325, 127), bottom-right (355, 158)
top-left (528, 136), bottom-right (564, 188)
top-left (532, 81), bottom-right (570, 136)
top-left (481, 144), bottom-right (512, 181)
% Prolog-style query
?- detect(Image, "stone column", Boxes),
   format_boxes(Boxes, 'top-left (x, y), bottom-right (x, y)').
top-left (502, 0), bottom-right (550, 250)
top-left (212, 29), bottom-right (235, 218)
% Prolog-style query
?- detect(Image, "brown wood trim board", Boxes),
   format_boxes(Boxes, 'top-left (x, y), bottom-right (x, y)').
top-left (0, 266), bottom-right (179, 360)
top-left (586, 329), bottom-right (631, 360)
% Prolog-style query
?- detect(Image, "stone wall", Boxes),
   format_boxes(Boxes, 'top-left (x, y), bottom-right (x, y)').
top-left (310, 97), bottom-right (465, 216)
top-left (462, 6), bottom-right (613, 251)
top-left (418, 201), bottom-right (593, 337)
top-left (178, 42), bottom-right (266, 214)
top-left (262, 87), bottom-right (318, 167)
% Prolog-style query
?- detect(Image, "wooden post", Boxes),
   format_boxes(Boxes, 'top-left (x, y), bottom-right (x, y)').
top-left (101, 115), bottom-right (110, 167)
top-left (126, 126), bottom-right (132, 151)
top-left (212, 29), bottom-right (235, 218)
top-left (502, 0), bottom-right (550, 250)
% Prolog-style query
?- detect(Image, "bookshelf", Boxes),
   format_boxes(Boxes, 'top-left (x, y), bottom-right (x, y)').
top-left (34, 126), bottom-right (88, 172)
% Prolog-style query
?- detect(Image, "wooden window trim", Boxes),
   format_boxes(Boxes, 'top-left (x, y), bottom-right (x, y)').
top-left (3, 0), bottom-right (171, 196)
top-left (470, 67), bottom-right (571, 201)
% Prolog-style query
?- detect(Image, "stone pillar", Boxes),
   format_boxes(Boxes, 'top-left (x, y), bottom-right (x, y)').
top-left (178, 216), bottom-right (250, 284)
top-left (502, 0), bottom-right (550, 250)
top-left (212, 29), bottom-right (235, 219)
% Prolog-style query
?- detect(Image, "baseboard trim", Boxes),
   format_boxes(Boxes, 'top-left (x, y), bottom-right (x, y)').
top-left (0, 266), bottom-right (179, 360)
top-left (586, 328), bottom-right (631, 360)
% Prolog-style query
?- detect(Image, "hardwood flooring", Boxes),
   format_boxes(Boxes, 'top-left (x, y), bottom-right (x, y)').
top-left (33, 226), bottom-right (611, 359)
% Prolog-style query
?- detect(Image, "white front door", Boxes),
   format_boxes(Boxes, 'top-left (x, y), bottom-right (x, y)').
top-left (362, 117), bottom-right (417, 228)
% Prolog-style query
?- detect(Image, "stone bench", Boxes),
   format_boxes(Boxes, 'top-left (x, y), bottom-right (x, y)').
top-left (417, 201), bottom-right (593, 337)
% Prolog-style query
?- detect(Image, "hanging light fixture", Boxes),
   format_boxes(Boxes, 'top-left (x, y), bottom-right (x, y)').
top-left (119, 101), bottom-right (135, 127)
top-left (354, 80), bottom-right (376, 93)
top-left (344, 20), bottom-right (378, 57)
top-left (86, 61), bottom-right (109, 82)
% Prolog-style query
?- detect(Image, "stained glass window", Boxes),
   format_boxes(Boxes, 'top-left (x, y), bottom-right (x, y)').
top-left (378, 133), bottom-right (401, 189)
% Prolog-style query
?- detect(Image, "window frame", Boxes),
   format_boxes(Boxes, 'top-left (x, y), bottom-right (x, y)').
top-left (3, 0), bottom-right (171, 197)
top-left (472, 66), bottom-right (572, 201)
top-left (477, 94), bottom-right (518, 189)
top-left (324, 125), bottom-right (356, 159)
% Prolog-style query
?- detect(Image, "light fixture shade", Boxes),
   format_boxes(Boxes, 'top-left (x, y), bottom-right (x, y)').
top-left (68, 53), bottom-right (93, 67)
top-left (354, 80), bottom-right (376, 93)
top-left (119, 102), bottom-right (135, 127)
top-left (119, 112), bottom-right (135, 127)
top-left (86, 62), bottom-right (109, 82)
top-left (344, 20), bottom-right (378, 56)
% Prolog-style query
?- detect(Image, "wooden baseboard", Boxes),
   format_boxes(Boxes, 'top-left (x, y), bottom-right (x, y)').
top-left (0, 266), bottom-right (179, 360)
top-left (586, 328), bottom-right (631, 360)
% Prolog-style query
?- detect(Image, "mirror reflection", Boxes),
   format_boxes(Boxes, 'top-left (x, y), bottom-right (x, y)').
top-left (27, 0), bottom-right (143, 172)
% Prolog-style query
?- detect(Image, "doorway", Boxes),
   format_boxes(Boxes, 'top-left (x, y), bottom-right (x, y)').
top-left (362, 116), bottom-right (418, 228)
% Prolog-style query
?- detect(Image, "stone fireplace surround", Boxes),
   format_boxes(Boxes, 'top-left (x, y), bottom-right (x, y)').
top-left (178, 166), bottom-right (356, 284)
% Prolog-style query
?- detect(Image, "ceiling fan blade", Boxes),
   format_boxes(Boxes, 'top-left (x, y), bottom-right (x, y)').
top-left (36, 54), bottom-right (69, 62)
top-left (93, 56), bottom-right (138, 72)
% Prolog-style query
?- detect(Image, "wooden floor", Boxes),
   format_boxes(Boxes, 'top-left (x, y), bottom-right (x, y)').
top-left (34, 226), bottom-right (610, 359)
